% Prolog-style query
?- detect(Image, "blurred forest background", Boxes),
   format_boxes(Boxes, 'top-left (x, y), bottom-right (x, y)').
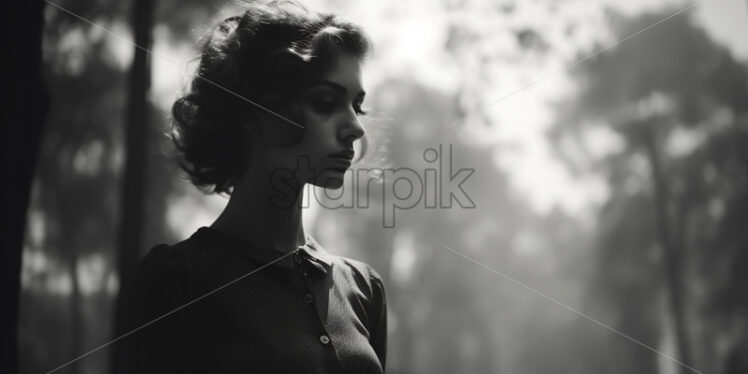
top-left (9, 0), bottom-right (748, 373)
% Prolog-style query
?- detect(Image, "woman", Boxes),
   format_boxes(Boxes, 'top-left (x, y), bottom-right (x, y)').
top-left (122, 1), bottom-right (387, 373)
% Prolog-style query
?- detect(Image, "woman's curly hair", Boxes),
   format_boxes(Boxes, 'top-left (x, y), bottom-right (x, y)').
top-left (171, 0), bottom-right (372, 194)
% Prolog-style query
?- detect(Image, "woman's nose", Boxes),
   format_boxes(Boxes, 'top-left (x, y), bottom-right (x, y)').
top-left (340, 112), bottom-right (366, 143)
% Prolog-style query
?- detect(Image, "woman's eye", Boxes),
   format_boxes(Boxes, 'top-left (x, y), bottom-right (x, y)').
top-left (311, 96), bottom-right (368, 116)
top-left (354, 106), bottom-right (368, 116)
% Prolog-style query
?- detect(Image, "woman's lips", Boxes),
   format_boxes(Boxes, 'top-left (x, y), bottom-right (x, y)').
top-left (329, 157), bottom-right (352, 171)
top-left (328, 149), bottom-right (355, 160)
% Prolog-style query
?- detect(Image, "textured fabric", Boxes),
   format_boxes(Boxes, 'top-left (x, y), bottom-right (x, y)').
top-left (120, 227), bottom-right (387, 373)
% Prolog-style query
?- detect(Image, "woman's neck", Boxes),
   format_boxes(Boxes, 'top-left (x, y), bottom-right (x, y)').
top-left (210, 161), bottom-right (306, 254)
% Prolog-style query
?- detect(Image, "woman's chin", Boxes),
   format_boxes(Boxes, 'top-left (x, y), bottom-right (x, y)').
top-left (314, 169), bottom-right (348, 189)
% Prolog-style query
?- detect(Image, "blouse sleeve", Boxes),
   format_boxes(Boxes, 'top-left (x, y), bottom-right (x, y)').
top-left (369, 267), bottom-right (388, 371)
top-left (122, 244), bottom-right (202, 374)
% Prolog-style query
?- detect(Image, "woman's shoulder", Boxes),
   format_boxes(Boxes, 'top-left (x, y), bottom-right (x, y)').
top-left (128, 235), bottom-right (216, 308)
top-left (331, 254), bottom-right (386, 299)
top-left (305, 235), bottom-right (385, 291)
top-left (335, 255), bottom-right (384, 281)
top-left (124, 239), bottom-right (208, 334)
top-left (137, 234), bottom-right (210, 279)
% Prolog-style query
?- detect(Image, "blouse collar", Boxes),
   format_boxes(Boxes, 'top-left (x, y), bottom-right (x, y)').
top-left (193, 227), bottom-right (334, 276)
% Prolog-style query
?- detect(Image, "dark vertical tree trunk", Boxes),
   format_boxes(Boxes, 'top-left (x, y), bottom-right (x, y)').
top-left (643, 122), bottom-right (693, 373)
top-left (0, 2), bottom-right (49, 373)
top-left (112, 0), bottom-right (154, 371)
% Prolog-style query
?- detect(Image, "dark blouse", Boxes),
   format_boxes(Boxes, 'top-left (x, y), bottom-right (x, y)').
top-left (121, 227), bottom-right (387, 373)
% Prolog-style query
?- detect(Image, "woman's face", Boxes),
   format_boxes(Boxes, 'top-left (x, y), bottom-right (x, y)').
top-left (262, 53), bottom-right (367, 189)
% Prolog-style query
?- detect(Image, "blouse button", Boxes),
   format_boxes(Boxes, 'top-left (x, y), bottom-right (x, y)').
top-left (293, 252), bottom-right (303, 264)
top-left (319, 335), bottom-right (330, 345)
top-left (303, 294), bottom-right (314, 304)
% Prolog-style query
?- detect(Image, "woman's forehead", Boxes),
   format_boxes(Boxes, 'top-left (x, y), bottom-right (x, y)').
top-left (317, 54), bottom-right (364, 92)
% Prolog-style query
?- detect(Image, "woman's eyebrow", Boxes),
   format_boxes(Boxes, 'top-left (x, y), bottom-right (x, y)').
top-left (309, 80), bottom-right (366, 98)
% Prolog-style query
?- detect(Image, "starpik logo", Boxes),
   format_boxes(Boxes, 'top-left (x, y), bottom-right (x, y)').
top-left (268, 144), bottom-right (475, 228)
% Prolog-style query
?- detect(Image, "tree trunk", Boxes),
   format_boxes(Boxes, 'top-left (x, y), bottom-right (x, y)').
top-left (112, 0), bottom-right (154, 371)
top-left (643, 122), bottom-right (693, 373)
top-left (0, 2), bottom-right (49, 372)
